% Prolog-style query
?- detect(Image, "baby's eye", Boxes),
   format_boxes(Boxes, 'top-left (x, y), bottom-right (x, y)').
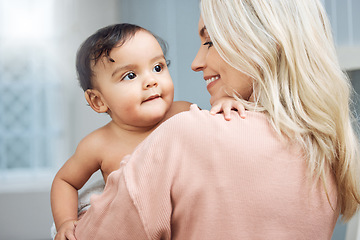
top-left (153, 64), bottom-right (163, 73)
top-left (123, 72), bottom-right (136, 80)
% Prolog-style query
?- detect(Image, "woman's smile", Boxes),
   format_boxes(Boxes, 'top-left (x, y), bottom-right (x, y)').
top-left (205, 75), bottom-right (220, 88)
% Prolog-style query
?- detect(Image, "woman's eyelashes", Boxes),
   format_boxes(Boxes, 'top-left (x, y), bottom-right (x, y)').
top-left (203, 41), bottom-right (213, 49)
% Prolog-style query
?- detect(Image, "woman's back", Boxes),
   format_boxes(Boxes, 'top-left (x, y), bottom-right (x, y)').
top-left (75, 105), bottom-right (339, 239)
top-left (167, 106), bottom-right (338, 239)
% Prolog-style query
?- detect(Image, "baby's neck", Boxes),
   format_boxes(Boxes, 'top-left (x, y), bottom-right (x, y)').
top-left (108, 119), bottom-right (162, 138)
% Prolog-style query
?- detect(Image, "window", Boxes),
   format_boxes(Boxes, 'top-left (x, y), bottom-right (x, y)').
top-left (323, 1), bottom-right (360, 239)
top-left (0, 47), bottom-right (61, 171)
top-left (0, 0), bottom-right (64, 186)
top-left (323, 0), bottom-right (360, 71)
top-left (324, 0), bottom-right (360, 46)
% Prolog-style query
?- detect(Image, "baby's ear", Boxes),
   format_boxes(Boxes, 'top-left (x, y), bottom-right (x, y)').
top-left (84, 89), bottom-right (108, 113)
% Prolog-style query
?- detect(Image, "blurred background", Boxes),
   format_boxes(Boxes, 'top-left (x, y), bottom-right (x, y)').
top-left (0, 0), bottom-right (359, 239)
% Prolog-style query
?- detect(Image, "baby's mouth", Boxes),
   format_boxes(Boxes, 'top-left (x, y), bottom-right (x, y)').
top-left (143, 93), bottom-right (161, 102)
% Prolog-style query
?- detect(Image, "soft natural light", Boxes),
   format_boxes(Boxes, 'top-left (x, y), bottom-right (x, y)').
top-left (0, 0), bottom-right (54, 43)
top-left (0, 0), bottom-right (61, 188)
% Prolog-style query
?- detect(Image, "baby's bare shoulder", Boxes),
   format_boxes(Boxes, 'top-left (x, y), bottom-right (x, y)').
top-left (165, 101), bottom-right (193, 120)
top-left (77, 125), bottom-right (114, 152)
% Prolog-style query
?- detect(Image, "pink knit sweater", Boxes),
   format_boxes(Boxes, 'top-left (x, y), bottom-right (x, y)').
top-left (75, 104), bottom-right (338, 239)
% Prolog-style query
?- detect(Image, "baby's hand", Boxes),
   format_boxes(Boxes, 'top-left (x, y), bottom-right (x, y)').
top-left (210, 97), bottom-right (246, 121)
top-left (54, 219), bottom-right (78, 240)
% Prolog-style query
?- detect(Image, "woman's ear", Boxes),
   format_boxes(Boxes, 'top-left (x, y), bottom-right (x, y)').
top-left (84, 89), bottom-right (108, 113)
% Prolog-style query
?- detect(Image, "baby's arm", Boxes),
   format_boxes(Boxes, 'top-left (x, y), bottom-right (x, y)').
top-left (210, 96), bottom-right (246, 120)
top-left (51, 135), bottom-right (101, 240)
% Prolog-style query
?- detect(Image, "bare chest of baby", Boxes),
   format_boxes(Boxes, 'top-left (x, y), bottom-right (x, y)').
top-left (99, 136), bottom-right (145, 183)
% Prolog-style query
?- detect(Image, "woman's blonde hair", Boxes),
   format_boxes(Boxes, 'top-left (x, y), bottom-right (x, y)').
top-left (200, 0), bottom-right (360, 221)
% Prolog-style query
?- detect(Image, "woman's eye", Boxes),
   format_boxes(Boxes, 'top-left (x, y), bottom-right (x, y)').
top-left (203, 41), bottom-right (213, 49)
top-left (153, 64), bottom-right (163, 73)
top-left (123, 72), bottom-right (136, 80)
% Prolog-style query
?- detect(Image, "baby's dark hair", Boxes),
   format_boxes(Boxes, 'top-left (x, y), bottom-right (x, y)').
top-left (76, 23), bottom-right (170, 91)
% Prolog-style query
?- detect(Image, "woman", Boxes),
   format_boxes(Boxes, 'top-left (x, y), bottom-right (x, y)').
top-left (75, 0), bottom-right (360, 239)
top-left (193, 0), bottom-right (360, 221)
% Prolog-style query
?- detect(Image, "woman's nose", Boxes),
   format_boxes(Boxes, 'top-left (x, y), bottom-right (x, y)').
top-left (191, 48), bottom-right (205, 72)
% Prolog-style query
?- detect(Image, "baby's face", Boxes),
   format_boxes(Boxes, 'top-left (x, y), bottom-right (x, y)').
top-left (92, 30), bottom-right (174, 128)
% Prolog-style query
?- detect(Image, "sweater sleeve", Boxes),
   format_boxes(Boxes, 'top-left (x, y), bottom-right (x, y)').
top-left (74, 106), bottom-right (195, 240)
top-left (74, 163), bottom-right (150, 239)
top-left (75, 127), bottom-right (180, 239)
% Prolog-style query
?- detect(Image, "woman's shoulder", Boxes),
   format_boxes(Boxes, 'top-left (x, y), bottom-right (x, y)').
top-left (157, 104), bottom-right (272, 139)
top-left (164, 101), bottom-right (193, 121)
top-left (160, 104), bottom-right (211, 129)
top-left (167, 104), bottom-right (267, 124)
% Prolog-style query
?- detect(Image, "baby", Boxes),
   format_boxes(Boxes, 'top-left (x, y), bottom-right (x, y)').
top-left (51, 23), bottom-right (244, 240)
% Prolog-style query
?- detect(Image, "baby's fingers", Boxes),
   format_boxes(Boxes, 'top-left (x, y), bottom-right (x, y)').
top-left (210, 102), bottom-right (232, 120)
top-left (210, 97), bottom-right (246, 120)
top-left (65, 231), bottom-right (77, 240)
top-left (221, 102), bottom-right (233, 121)
top-left (210, 103), bottom-right (222, 115)
top-left (233, 101), bottom-right (246, 119)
